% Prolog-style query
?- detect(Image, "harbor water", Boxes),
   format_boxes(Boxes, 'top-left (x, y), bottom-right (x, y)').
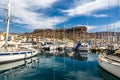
top-left (0, 50), bottom-right (119, 80)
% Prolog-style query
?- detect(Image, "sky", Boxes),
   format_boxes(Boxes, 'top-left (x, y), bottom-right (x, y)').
top-left (0, 0), bottom-right (120, 33)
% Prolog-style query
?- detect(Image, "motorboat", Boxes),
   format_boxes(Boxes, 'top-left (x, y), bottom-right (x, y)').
top-left (56, 42), bottom-right (66, 50)
top-left (74, 42), bottom-right (90, 52)
top-left (41, 42), bottom-right (57, 50)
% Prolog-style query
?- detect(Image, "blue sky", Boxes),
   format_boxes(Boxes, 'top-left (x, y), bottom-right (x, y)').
top-left (0, 0), bottom-right (120, 33)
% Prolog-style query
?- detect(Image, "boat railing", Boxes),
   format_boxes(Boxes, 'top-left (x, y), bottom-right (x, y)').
top-left (0, 47), bottom-right (17, 53)
top-left (0, 47), bottom-right (32, 53)
top-left (104, 55), bottom-right (120, 63)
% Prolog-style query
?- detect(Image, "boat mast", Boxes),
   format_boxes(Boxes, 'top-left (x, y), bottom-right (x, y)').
top-left (5, 0), bottom-right (11, 45)
top-left (64, 24), bottom-right (66, 39)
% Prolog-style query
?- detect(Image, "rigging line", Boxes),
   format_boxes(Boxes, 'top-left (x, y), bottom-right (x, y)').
top-left (115, 0), bottom-right (120, 20)
top-left (108, 0), bottom-right (111, 21)
top-left (116, 0), bottom-right (120, 20)
top-left (114, 0), bottom-right (120, 42)
top-left (117, 0), bottom-right (120, 19)
top-left (108, 0), bottom-right (111, 42)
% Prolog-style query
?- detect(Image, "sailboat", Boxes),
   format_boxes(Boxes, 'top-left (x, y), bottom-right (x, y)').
top-left (0, 0), bottom-right (38, 64)
top-left (98, 52), bottom-right (120, 78)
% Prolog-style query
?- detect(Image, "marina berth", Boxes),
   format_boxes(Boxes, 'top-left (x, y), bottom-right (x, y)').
top-left (0, 0), bottom-right (120, 80)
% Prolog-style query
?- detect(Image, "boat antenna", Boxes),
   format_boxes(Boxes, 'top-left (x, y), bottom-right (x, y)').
top-left (5, 0), bottom-right (11, 46)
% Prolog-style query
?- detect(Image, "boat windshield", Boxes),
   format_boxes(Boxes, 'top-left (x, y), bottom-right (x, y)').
top-left (45, 42), bottom-right (53, 45)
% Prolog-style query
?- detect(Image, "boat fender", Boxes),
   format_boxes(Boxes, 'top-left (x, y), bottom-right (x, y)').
top-left (25, 53), bottom-right (27, 58)
top-left (98, 56), bottom-right (102, 62)
top-left (18, 48), bottom-right (20, 51)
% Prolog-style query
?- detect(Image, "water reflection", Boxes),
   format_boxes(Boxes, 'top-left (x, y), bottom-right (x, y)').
top-left (41, 50), bottom-right (88, 61)
top-left (67, 51), bottom-right (88, 61)
top-left (38, 51), bottom-right (101, 80)
top-left (98, 66), bottom-right (120, 80)
top-left (0, 57), bottom-right (39, 80)
top-left (0, 50), bottom-right (119, 80)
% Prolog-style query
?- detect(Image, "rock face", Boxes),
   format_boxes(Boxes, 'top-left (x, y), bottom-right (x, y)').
top-left (23, 26), bottom-right (88, 42)
top-left (89, 32), bottom-right (120, 42)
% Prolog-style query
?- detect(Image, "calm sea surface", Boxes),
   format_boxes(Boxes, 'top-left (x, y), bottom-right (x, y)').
top-left (0, 50), bottom-right (119, 80)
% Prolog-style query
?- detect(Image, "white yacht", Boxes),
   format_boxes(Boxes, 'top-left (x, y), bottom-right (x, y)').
top-left (0, 45), bottom-right (38, 64)
top-left (41, 42), bottom-right (57, 50)
top-left (78, 43), bottom-right (90, 51)
top-left (0, 0), bottom-right (38, 64)
top-left (74, 42), bottom-right (90, 52)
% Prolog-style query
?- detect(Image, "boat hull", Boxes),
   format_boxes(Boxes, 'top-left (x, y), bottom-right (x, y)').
top-left (78, 47), bottom-right (89, 52)
top-left (98, 54), bottom-right (120, 78)
top-left (73, 47), bottom-right (89, 52)
top-left (0, 51), bottom-right (38, 64)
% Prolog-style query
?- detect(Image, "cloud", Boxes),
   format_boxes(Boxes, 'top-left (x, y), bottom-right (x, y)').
top-left (87, 25), bottom-right (97, 31)
top-left (75, 20), bottom-right (120, 32)
top-left (62, 0), bottom-right (118, 16)
top-left (88, 20), bottom-right (120, 32)
top-left (0, 0), bottom-right (8, 17)
top-left (80, 14), bottom-right (108, 18)
top-left (0, 0), bottom-right (68, 30)
top-left (92, 14), bottom-right (108, 18)
top-left (105, 21), bottom-right (120, 31)
top-left (0, 19), bottom-right (3, 22)
top-left (27, 0), bottom-right (57, 9)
